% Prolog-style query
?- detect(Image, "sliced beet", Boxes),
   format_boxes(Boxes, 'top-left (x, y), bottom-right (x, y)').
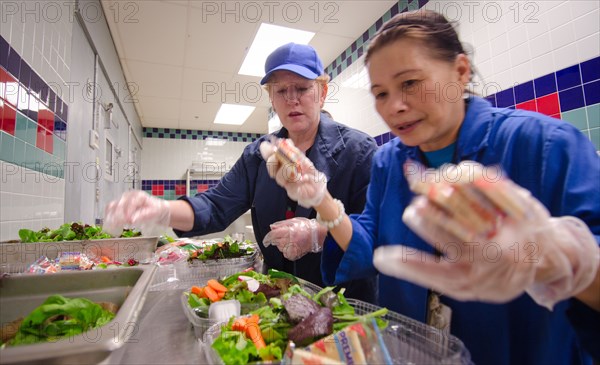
top-left (287, 307), bottom-right (333, 346)
top-left (283, 294), bottom-right (321, 323)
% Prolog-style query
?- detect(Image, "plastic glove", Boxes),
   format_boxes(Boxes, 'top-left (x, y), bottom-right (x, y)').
top-left (263, 218), bottom-right (323, 261)
top-left (103, 190), bottom-right (171, 237)
top-left (526, 216), bottom-right (599, 309)
top-left (260, 138), bottom-right (327, 208)
top-left (373, 161), bottom-right (599, 309)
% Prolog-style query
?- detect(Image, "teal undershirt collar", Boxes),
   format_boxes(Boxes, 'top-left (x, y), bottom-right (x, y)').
top-left (422, 142), bottom-right (456, 168)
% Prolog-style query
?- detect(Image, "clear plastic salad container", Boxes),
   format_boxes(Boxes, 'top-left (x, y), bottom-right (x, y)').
top-left (202, 298), bottom-right (472, 365)
top-left (149, 240), bottom-right (258, 291)
top-left (182, 278), bottom-right (323, 339)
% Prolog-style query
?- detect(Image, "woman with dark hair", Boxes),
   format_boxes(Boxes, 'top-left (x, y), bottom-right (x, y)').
top-left (262, 9), bottom-right (600, 365)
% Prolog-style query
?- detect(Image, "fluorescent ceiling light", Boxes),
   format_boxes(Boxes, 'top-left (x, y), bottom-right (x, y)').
top-left (213, 103), bottom-right (256, 125)
top-left (342, 67), bottom-right (369, 90)
top-left (239, 23), bottom-right (315, 77)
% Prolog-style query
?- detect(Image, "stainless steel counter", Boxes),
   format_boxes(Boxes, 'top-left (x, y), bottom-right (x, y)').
top-left (105, 289), bottom-right (205, 364)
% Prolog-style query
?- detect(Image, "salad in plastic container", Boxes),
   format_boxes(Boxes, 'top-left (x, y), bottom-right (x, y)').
top-left (181, 269), bottom-right (322, 338)
top-left (202, 293), bottom-right (473, 365)
top-left (151, 236), bottom-right (258, 291)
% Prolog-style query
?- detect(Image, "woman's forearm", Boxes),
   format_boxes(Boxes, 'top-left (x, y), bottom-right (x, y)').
top-left (168, 200), bottom-right (195, 232)
top-left (315, 193), bottom-right (353, 251)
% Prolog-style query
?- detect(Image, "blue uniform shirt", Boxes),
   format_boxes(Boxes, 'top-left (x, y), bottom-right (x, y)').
top-left (175, 113), bottom-right (379, 303)
top-left (322, 97), bottom-right (600, 364)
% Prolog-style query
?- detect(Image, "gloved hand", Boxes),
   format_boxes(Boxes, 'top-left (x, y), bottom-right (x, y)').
top-left (373, 161), bottom-right (599, 309)
top-left (260, 138), bottom-right (327, 208)
top-left (263, 217), bottom-right (324, 261)
top-left (103, 190), bottom-right (171, 237)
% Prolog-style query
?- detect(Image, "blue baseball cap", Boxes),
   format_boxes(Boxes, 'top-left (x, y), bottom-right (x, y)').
top-left (260, 43), bottom-right (324, 85)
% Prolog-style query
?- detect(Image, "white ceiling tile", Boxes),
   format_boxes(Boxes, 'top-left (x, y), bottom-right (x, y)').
top-left (178, 100), bottom-right (221, 126)
top-left (109, 1), bottom-right (188, 66)
top-left (181, 68), bottom-right (230, 101)
top-left (143, 118), bottom-right (179, 128)
top-left (184, 7), bottom-right (258, 72)
top-left (125, 60), bottom-right (183, 98)
top-left (137, 96), bottom-right (180, 122)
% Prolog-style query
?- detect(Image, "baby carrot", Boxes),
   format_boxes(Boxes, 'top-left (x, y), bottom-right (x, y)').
top-left (207, 279), bottom-right (228, 293)
top-left (191, 286), bottom-right (205, 297)
top-left (245, 321), bottom-right (266, 349)
top-left (204, 285), bottom-right (220, 302)
top-left (231, 315), bottom-right (269, 356)
top-left (231, 317), bottom-right (247, 332)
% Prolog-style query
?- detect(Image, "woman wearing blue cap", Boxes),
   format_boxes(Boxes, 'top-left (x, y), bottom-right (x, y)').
top-left (104, 43), bottom-right (378, 303)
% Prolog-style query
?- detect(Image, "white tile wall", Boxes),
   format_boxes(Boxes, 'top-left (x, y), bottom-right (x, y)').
top-left (0, 161), bottom-right (65, 241)
top-left (140, 138), bottom-right (249, 179)
top-left (321, 1), bottom-right (599, 137)
top-left (577, 32), bottom-right (600, 62)
top-left (324, 60), bottom-right (388, 137)
top-left (420, 0), bottom-right (600, 95)
top-left (1, 1), bottom-right (73, 88)
top-left (1, 2), bottom-right (73, 239)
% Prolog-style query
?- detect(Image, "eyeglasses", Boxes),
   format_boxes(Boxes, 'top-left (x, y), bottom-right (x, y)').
top-left (270, 81), bottom-right (317, 101)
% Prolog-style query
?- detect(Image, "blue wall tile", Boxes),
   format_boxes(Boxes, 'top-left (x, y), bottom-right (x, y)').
top-left (382, 133), bottom-right (390, 144)
top-left (514, 81), bottom-right (535, 103)
top-left (30, 72), bottom-right (43, 100)
top-left (48, 89), bottom-right (56, 112)
top-left (559, 86), bottom-right (585, 112)
top-left (496, 88), bottom-right (515, 107)
top-left (534, 73), bottom-right (557, 97)
top-left (583, 80), bottom-right (600, 106)
top-left (485, 95), bottom-right (497, 107)
top-left (60, 102), bottom-right (68, 122)
top-left (580, 57), bottom-right (600, 83)
top-left (0, 36), bottom-right (8, 69)
top-left (6, 47), bottom-right (20, 78)
top-left (19, 60), bottom-right (31, 89)
top-left (556, 65), bottom-right (581, 91)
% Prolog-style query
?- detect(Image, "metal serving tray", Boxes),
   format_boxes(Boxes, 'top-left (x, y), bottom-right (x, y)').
top-left (0, 266), bottom-right (156, 364)
top-left (0, 236), bottom-right (159, 271)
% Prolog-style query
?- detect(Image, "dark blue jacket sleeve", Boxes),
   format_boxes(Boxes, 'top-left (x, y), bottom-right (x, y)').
top-left (566, 299), bottom-right (600, 361)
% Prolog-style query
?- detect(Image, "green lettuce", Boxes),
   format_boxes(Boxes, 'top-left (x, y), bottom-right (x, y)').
top-left (9, 294), bottom-right (115, 346)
